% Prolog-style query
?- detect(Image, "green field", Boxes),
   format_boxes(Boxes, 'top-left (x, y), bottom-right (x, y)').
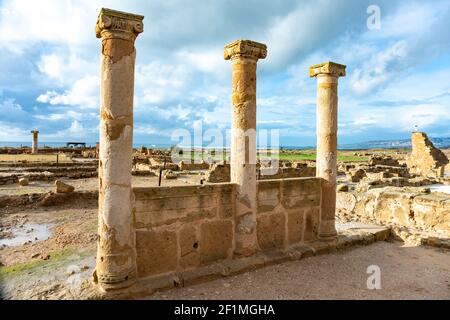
top-left (172, 150), bottom-right (368, 163)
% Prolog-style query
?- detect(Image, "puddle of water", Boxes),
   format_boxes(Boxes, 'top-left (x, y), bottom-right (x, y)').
top-left (427, 184), bottom-right (450, 194)
top-left (0, 223), bottom-right (52, 247)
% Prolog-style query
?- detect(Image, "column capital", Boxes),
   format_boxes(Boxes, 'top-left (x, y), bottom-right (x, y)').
top-left (95, 8), bottom-right (144, 42)
top-left (31, 130), bottom-right (39, 134)
top-left (309, 61), bottom-right (346, 78)
top-left (224, 40), bottom-right (267, 61)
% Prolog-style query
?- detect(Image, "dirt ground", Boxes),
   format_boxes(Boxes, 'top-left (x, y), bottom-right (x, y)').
top-left (148, 241), bottom-right (450, 300)
top-left (0, 174), bottom-right (205, 197)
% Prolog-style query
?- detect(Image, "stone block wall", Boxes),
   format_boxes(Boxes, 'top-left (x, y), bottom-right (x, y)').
top-left (133, 183), bottom-right (236, 279)
top-left (257, 178), bottom-right (321, 249)
top-left (337, 188), bottom-right (450, 236)
top-left (132, 177), bottom-right (322, 280)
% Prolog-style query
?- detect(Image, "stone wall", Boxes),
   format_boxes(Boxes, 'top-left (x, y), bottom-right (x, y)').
top-left (206, 163), bottom-right (230, 183)
top-left (407, 132), bottom-right (449, 178)
top-left (132, 177), bottom-right (322, 280)
top-left (337, 188), bottom-right (450, 236)
top-left (179, 161), bottom-right (210, 171)
top-left (256, 178), bottom-right (321, 249)
top-left (133, 184), bottom-right (236, 279)
top-left (206, 163), bottom-right (316, 183)
top-left (259, 167), bottom-right (316, 180)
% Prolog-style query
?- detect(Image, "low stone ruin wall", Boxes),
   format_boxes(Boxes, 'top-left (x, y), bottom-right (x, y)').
top-left (206, 163), bottom-right (316, 183)
top-left (179, 161), bottom-right (210, 171)
top-left (337, 188), bottom-right (450, 236)
top-left (259, 166), bottom-right (316, 180)
top-left (206, 163), bottom-right (230, 183)
top-left (132, 177), bottom-right (322, 281)
top-left (0, 168), bottom-right (98, 185)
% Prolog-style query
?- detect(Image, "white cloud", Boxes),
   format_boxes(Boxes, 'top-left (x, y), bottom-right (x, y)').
top-left (36, 75), bottom-right (99, 109)
top-left (41, 120), bottom-right (95, 141)
top-left (0, 0), bottom-right (101, 53)
top-left (37, 53), bottom-right (96, 85)
top-left (0, 123), bottom-right (29, 140)
top-left (350, 41), bottom-right (408, 95)
top-left (135, 61), bottom-right (190, 105)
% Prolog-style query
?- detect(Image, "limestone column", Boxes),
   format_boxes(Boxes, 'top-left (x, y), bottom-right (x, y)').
top-left (94, 8), bottom-right (143, 291)
top-left (224, 40), bottom-right (266, 256)
top-left (31, 130), bottom-right (39, 154)
top-left (309, 62), bottom-right (346, 240)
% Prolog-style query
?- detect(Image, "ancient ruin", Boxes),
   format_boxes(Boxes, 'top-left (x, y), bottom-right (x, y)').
top-left (31, 130), bottom-right (39, 154)
top-left (87, 9), bottom-right (355, 295)
top-left (310, 62), bottom-right (346, 240)
top-left (1, 5), bottom-right (450, 302)
top-left (407, 132), bottom-right (449, 178)
top-left (94, 8), bottom-right (144, 290)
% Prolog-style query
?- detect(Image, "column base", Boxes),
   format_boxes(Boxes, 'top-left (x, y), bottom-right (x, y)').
top-left (93, 268), bottom-right (137, 292)
top-left (318, 220), bottom-right (337, 241)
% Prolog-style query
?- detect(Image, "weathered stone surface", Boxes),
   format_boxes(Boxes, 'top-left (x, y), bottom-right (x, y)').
top-left (257, 212), bottom-right (286, 250)
top-left (369, 156), bottom-right (400, 167)
top-left (303, 208), bottom-right (320, 241)
top-left (18, 178), bottom-right (29, 186)
top-left (337, 184), bottom-right (349, 192)
top-left (287, 210), bottom-right (304, 245)
top-left (179, 161), bottom-right (210, 171)
top-left (179, 224), bottom-right (200, 268)
top-left (206, 162), bottom-right (230, 183)
top-left (55, 180), bottom-right (74, 193)
top-left (373, 191), bottom-right (416, 226)
top-left (134, 184), bottom-right (236, 228)
top-left (407, 132), bottom-right (449, 178)
top-left (199, 220), bottom-right (233, 264)
top-left (348, 168), bottom-right (366, 183)
top-left (164, 170), bottom-right (177, 180)
top-left (136, 228), bottom-right (177, 277)
top-left (336, 192), bottom-right (357, 213)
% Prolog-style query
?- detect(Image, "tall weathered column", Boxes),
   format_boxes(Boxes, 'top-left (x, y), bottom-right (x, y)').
top-left (94, 8), bottom-right (143, 291)
top-left (31, 130), bottom-right (39, 154)
top-left (224, 40), bottom-right (266, 256)
top-left (309, 62), bottom-right (346, 240)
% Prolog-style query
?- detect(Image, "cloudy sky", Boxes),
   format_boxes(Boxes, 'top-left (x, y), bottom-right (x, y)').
top-left (0, 0), bottom-right (449, 147)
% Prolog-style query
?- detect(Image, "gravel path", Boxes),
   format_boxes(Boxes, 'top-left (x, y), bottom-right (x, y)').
top-left (149, 241), bottom-right (450, 300)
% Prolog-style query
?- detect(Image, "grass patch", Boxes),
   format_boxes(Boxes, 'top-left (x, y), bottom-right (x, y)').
top-left (276, 153), bottom-right (368, 163)
top-left (171, 150), bottom-right (369, 163)
top-left (0, 248), bottom-right (93, 279)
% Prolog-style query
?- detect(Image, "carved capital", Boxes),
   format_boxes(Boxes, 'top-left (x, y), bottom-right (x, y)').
top-left (309, 61), bottom-right (346, 78)
top-left (95, 8), bottom-right (144, 42)
top-left (224, 40), bottom-right (267, 61)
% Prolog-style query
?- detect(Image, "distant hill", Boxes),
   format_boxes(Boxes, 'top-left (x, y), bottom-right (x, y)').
top-left (340, 137), bottom-right (450, 150)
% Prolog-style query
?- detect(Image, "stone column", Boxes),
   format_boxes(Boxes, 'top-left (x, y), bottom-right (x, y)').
top-left (94, 8), bottom-right (143, 291)
top-left (309, 62), bottom-right (346, 240)
top-left (224, 40), bottom-right (266, 256)
top-left (31, 130), bottom-right (39, 154)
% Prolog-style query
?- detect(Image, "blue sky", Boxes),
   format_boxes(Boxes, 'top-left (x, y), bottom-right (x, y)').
top-left (0, 0), bottom-right (449, 146)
